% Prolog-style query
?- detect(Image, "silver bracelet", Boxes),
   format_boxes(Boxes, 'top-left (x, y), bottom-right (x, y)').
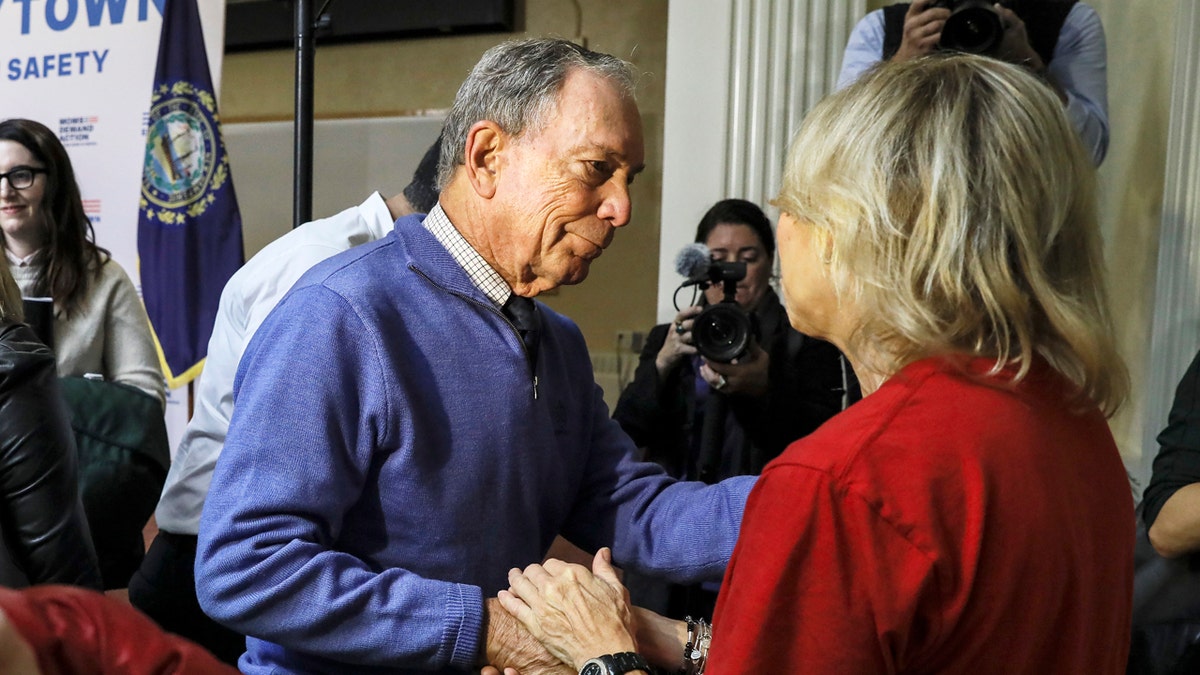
top-left (680, 616), bottom-right (712, 675)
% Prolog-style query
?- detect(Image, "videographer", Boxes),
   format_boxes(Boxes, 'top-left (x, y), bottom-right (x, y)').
top-left (612, 198), bottom-right (856, 619)
top-left (837, 0), bottom-right (1108, 165)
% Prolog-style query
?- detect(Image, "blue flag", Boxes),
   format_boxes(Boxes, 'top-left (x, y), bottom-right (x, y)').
top-left (138, 0), bottom-right (243, 389)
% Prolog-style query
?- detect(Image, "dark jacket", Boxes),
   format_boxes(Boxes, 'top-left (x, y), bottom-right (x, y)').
top-left (0, 319), bottom-right (102, 589)
top-left (614, 289), bottom-right (857, 481)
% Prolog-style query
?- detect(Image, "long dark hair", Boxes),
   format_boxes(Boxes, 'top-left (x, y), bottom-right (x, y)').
top-left (0, 118), bottom-right (109, 317)
top-left (694, 198), bottom-right (775, 258)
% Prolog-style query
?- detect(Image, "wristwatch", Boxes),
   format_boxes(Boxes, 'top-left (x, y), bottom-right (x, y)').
top-left (579, 652), bottom-right (650, 675)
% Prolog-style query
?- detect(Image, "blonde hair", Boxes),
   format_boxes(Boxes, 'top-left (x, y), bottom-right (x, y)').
top-left (775, 54), bottom-right (1127, 414)
top-left (0, 264), bottom-right (23, 322)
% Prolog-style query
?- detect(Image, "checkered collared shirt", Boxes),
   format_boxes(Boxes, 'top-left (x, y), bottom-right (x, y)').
top-left (422, 203), bottom-right (512, 307)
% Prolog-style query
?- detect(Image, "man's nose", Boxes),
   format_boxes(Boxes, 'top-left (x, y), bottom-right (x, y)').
top-left (597, 180), bottom-right (632, 228)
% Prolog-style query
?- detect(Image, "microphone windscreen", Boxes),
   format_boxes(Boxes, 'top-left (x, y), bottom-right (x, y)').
top-left (674, 242), bottom-right (711, 279)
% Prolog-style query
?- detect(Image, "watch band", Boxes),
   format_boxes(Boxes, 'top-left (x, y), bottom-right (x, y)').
top-left (579, 651), bottom-right (650, 674)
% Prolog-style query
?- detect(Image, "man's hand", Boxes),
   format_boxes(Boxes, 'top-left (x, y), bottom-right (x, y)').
top-left (993, 4), bottom-right (1040, 69)
top-left (892, 0), bottom-right (950, 62)
top-left (483, 598), bottom-right (573, 675)
top-left (992, 4), bottom-right (1067, 102)
top-left (701, 341), bottom-right (769, 398)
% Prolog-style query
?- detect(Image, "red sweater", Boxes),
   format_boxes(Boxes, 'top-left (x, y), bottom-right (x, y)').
top-left (0, 585), bottom-right (237, 674)
top-left (708, 357), bottom-right (1133, 674)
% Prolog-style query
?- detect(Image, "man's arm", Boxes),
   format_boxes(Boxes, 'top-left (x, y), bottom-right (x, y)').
top-left (1042, 3), bottom-right (1109, 164)
top-left (837, 9), bottom-right (887, 89)
top-left (1144, 350), bottom-right (1200, 558)
top-left (1149, 484), bottom-right (1200, 559)
top-left (563, 385), bottom-right (755, 583)
top-left (195, 285), bottom-right (486, 670)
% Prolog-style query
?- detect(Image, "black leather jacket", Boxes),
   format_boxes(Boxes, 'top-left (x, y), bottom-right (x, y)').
top-left (0, 319), bottom-right (102, 589)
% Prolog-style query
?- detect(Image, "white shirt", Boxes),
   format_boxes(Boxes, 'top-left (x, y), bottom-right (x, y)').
top-left (155, 192), bottom-right (397, 534)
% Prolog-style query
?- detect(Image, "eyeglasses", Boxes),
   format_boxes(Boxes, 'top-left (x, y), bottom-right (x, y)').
top-left (0, 166), bottom-right (47, 190)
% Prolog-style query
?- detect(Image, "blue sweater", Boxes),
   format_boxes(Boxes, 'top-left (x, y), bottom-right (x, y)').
top-left (196, 214), bottom-right (754, 674)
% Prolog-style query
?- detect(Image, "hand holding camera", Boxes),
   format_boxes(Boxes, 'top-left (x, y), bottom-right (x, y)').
top-left (672, 243), bottom-right (757, 365)
top-left (656, 305), bottom-right (701, 375)
top-left (894, 1), bottom-right (1036, 63)
top-left (699, 342), bottom-right (770, 398)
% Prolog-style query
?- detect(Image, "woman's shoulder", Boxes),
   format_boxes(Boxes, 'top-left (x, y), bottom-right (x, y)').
top-left (92, 256), bottom-right (133, 282)
top-left (79, 257), bottom-right (140, 301)
top-left (764, 356), bottom-right (996, 474)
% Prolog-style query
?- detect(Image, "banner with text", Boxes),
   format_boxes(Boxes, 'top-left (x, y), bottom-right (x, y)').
top-left (1, 0), bottom-right (230, 451)
top-left (0, 0), bottom-right (226, 275)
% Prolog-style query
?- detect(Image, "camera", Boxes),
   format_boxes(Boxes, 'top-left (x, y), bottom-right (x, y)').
top-left (692, 261), bottom-right (754, 363)
top-left (674, 243), bottom-right (755, 363)
top-left (930, 0), bottom-right (1005, 55)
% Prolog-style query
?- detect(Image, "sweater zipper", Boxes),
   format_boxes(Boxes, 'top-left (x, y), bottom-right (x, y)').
top-left (411, 266), bottom-right (538, 399)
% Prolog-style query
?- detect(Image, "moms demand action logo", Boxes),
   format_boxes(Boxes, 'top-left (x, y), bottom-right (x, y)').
top-left (140, 80), bottom-right (229, 226)
top-left (58, 115), bottom-right (99, 146)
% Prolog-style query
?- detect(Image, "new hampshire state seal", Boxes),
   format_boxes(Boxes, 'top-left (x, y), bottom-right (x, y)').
top-left (140, 81), bottom-right (230, 226)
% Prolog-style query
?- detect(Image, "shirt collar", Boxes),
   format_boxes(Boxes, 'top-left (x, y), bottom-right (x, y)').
top-left (5, 248), bottom-right (40, 266)
top-left (421, 203), bottom-right (512, 307)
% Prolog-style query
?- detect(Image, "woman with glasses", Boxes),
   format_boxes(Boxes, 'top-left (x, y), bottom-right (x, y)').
top-left (0, 118), bottom-right (163, 406)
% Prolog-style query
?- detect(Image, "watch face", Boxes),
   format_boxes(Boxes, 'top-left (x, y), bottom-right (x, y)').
top-left (580, 663), bottom-right (606, 675)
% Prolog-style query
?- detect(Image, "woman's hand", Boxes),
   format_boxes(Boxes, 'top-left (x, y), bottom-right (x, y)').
top-left (632, 607), bottom-right (689, 671)
top-left (701, 341), bottom-right (769, 398)
top-left (656, 306), bottom-right (702, 377)
top-left (498, 548), bottom-right (637, 671)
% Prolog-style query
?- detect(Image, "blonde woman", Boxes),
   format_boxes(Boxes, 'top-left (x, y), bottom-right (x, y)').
top-left (497, 54), bottom-right (1133, 675)
top-left (0, 264), bottom-right (101, 589)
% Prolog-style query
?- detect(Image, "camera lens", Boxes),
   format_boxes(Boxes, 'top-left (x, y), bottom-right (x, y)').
top-left (693, 303), bottom-right (753, 364)
top-left (941, 2), bottom-right (1003, 54)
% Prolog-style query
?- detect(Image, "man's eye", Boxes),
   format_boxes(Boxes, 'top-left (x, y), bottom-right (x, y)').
top-left (589, 160), bottom-right (612, 175)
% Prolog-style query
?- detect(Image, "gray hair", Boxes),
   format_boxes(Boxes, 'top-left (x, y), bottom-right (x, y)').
top-left (436, 37), bottom-right (636, 190)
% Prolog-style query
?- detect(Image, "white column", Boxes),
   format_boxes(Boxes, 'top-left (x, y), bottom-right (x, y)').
top-left (1138, 0), bottom-right (1200, 494)
top-left (659, 0), bottom-right (865, 322)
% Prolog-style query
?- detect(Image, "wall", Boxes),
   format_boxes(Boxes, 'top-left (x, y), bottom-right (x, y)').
top-left (218, 0), bottom-right (668, 371)
top-left (1072, 0), bottom-right (1176, 476)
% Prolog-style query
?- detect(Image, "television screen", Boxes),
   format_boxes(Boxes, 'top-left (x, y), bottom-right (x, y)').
top-left (225, 0), bottom-right (517, 52)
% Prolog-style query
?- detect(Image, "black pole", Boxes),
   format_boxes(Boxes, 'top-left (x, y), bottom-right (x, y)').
top-left (293, 0), bottom-right (315, 228)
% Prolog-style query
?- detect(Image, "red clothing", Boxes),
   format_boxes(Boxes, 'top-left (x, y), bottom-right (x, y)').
top-left (0, 585), bottom-right (237, 674)
top-left (708, 357), bottom-right (1133, 674)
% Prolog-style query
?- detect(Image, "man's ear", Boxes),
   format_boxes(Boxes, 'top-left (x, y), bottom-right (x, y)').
top-left (463, 120), bottom-right (505, 199)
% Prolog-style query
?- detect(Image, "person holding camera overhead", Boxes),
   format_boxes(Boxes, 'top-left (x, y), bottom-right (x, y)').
top-left (837, 0), bottom-right (1109, 165)
top-left (612, 198), bottom-right (855, 619)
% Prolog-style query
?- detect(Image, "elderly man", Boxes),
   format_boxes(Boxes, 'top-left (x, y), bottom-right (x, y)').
top-left (195, 38), bottom-right (752, 675)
